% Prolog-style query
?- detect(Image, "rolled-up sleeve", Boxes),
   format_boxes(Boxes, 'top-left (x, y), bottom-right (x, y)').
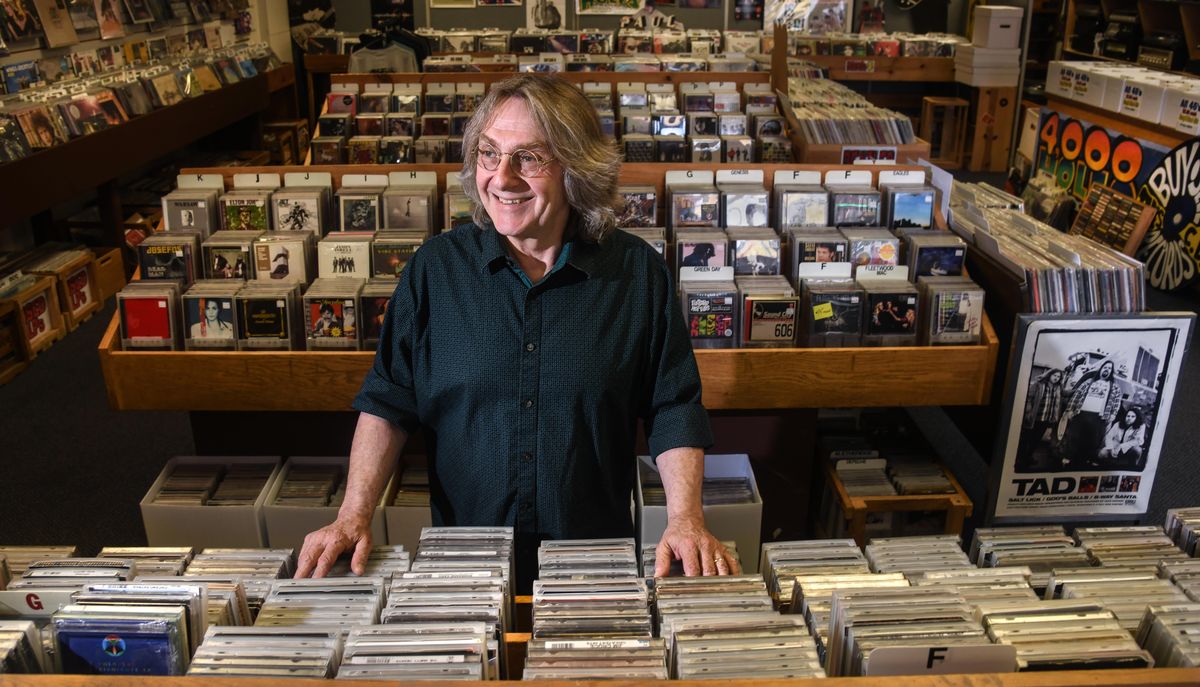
top-left (642, 257), bottom-right (713, 459)
top-left (352, 253), bottom-right (422, 435)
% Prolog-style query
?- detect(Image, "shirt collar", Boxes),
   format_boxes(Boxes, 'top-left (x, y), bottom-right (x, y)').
top-left (479, 210), bottom-right (602, 279)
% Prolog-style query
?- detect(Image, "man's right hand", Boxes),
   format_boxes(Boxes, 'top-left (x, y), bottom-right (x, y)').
top-left (294, 518), bottom-right (373, 578)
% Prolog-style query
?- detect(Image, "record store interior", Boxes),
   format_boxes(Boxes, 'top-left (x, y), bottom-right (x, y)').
top-left (4, 0), bottom-right (1200, 682)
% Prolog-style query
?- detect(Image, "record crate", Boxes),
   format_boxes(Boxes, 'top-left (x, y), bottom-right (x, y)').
top-left (23, 249), bottom-right (103, 332)
top-left (817, 460), bottom-right (973, 547)
top-left (140, 455), bottom-right (282, 548)
top-left (0, 274), bottom-right (66, 363)
top-left (0, 299), bottom-right (30, 386)
top-left (93, 247), bottom-right (126, 302)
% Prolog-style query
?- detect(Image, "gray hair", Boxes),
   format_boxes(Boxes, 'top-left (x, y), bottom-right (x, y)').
top-left (460, 74), bottom-right (621, 243)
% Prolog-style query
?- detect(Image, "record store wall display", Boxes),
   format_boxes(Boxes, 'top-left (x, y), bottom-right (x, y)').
top-left (991, 313), bottom-right (1194, 522)
top-left (1034, 109), bottom-right (1200, 292)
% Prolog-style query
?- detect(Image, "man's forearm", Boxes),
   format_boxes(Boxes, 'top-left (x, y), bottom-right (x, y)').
top-left (338, 412), bottom-right (408, 525)
top-left (656, 446), bottom-right (705, 523)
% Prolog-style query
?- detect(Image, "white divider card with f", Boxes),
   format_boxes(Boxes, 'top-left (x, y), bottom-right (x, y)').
top-left (824, 169), bottom-right (874, 187)
top-left (774, 170), bottom-right (822, 186)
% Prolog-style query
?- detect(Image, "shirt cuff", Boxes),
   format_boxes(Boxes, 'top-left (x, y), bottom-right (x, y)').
top-left (647, 402), bottom-right (713, 459)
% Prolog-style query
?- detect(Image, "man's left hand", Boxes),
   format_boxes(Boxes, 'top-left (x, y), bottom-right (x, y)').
top-left (653, 514), bottom-right (741, 577)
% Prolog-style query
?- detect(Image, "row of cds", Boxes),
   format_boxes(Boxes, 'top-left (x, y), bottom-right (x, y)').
top-left (160, 181), bottom-right (443, 239)
top-left (950, 181), bottom-right (1147, 313)
top-left (784, 78), bottom-right (917, 146)
top-left (0, 45), bottom-right (280, 165)
top-left (116, 276), bottom-right (396, 351)
top-left (425, 53), bottom-right (761, 75)
top-left (788, 31), bottom-right (966, 58)
top-left (307, 28), bottom-right (769, 58)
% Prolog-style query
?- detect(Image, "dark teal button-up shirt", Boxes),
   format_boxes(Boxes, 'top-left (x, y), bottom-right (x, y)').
top-left (354, 220), bottom-right (713, 548)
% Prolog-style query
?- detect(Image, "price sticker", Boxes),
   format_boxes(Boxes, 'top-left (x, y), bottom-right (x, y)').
top-left (813, 302), bottom-right (834, 321)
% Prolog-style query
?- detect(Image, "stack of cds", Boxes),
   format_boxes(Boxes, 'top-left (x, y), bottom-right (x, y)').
top-left (639, 466), bottom-right (755, 507)
top-left (523, 636), bottom-right (668, 680)
top-left (826, 586), bottom-right (991, 677)
top-left (865, 535), bottom-right (971, 574)
top-left (8, 558), bottom-right (138, 588)
top-left (52, 600), bottom-right (192, 675)
top-left (383, 575), bottom-right (506, 633)
top-left (184, 549), bottom-right (295, 619)
top-left (1075, 525), bottom-right (1188, 567)
top-left (1160, 560), bottom-right (1200, 602)
top-left (786, 573), bottom-right (909, 661)
top-left (531, 577), bottom-right (652, 640)
top-left (274, 463), bottom-right (345, 507)
top-left (0, 546), bottom-right (77, 578)
top-left (785, 102), bottom-right (916, 146)
top-left (138, 574), bottom-right (253, 627)
top-left (1165, 507), bottom-right (1200, 555)
top-left (327, 546), bottom-right (411, 579)
top-left (538, 539), bottom-right (639, 579)
top-left (978, 599), bottom-right (1153, 670)
top-left (189, 626), bottom-right (339, 678)
top-left (759, 539), bottom-right (869, 607)
top-left (970, 526), bottom-right (1088, 593)
top-left (670, 614), bottom-right (822, 679)
top-left (392, 465), bottom-right (430, 507)
top-left (338, 622), bottom-right (490, 680)
top-left (411, 527), bottom-right (514, 583)
top-left (887, 456), bottom-right (956, 494)
top-left (835, 461), bottom-right (895, 497)
top-left (0, 620), bottom-right (44, 673)
top-left (653, 575), bottom-right (774, 629)
top-left (1136, 603), bottom-right (1200, 667)
top-left (98, 547), bottom-right (195, 576)
top-left (908, 567), bottom-right (1039, 605)
top-left (152, 462), bottom-right (274, 506)
top-left (1048, 566), bottom-right (1189, 631)
top-left (254, 577), bottom-right (384, 629)
top-left (69, 582), bottom-right (207, 656)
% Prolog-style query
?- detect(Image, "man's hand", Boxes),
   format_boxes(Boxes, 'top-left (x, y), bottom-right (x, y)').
top-left (294, 517), bottom-right (372, 578)
top-left (653, 514), bottom-right (741, 577)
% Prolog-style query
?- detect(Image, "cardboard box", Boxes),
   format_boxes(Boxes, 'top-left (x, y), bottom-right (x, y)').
top-left (1164, 87), bottom-right (1200, 136)
top-left (955, 64), bottom-right (1021, 88)
top-left (1070, 69), bottom-right (1107, 108)
top-left (141, 456), bottom-right (281, 548)
top-left (1118, 77), bottom-right (1169, 124)
top-left (972, 6), bottom-right (1023, 50)
top-left (1045, 61), bottom-right (1075, 98)
top-left (635, 453), bottom-right (763, 573)
top-left (383, 455), bottom-right (432, 552)
top-left (263, 456), bottom-right (388, 550)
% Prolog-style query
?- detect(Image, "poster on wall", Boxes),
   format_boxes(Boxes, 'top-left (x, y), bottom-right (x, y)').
top-left (991, 314), bottom-right (1194, 521)
top-left (577, 0), bottom-right (641, 15)
top-left (1033, 109), bottom-right (1200, 291)
top-left (526, 0), bottom-right (565, 28)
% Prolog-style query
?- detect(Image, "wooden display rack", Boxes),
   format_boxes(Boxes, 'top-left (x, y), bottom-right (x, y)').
top-left (98, 163), bottom-right (998, 412)
top-left (93, 247), bottom-right (127, 302)
top-left (1, 274), bottom-right (66, 362)
top-left (23, 250), bottom-right (102, 332)
top-left (819, 461), bottom-right (974, 547)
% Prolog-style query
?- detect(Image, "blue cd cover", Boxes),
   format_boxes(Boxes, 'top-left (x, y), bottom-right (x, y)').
top-left (56, 619), bottom-right (184, 675)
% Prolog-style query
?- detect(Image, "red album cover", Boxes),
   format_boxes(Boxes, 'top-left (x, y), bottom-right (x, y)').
top-left (121, 297), bottom-right (170, 338)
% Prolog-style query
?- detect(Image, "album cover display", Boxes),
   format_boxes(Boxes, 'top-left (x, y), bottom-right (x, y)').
top-left (722, 187), bottom-right (770, 228)
top-left (383, 187), bottom-right (436, 233)
top-left (138, 232), bottom-right (200, 286)
top-left (885, 185), bottom-right (936, 230)
top-left (681, 280), bottom-right (737, 349)
top-left (372, 232), bottom-right (423, 278)
top-left (690, 136), bottom-right (721, 163)
top-left (730, 230), bottom-right (781, 276)
top-left (202, 231), bottom-right (262, 281)
top-left (863, 280), bottom-right (919, 346)
top-left (310, 136), bottom-right (344, 164)
top-left (738, 276), bottom-right (797, 348)
top-left (831, 188), bottom-right (881, 227)
top-left (379, 136), bottom-right (414, 164)
top-left (183, 281), bottom-right (239, 350)
top-left (337, 188), bottom-right (383, 232)
top-left (253, 232), bottom-right (313, 285)
top-left (219, 191), bottom-right (271, 233)
top-left (677, 231), bottom-right (728, 269)
top-left (617, 186), bottom-right (657, 228)
top-left (272, 188), bottom-right (327, 237)
top-left (359, 279), bottom-right (396, 351)
top-left (318, 234), bottom-right (373, 279)
top-left (236, 283), bottom-right (299, 350)
top-left (117, 281), bottom-right (182, 350)
top-left (843, 228), bottom-right (900, 270)
top-left (305, 278), bottom-right (364, 350)
top-left (669, 188), bottom-right (720, 235)
top-left (909, 233), bottom-right (967, 279)
top-left (778, 186), bottom-right (830, 229)
top-left (801, 281), bottom-right (863, 348)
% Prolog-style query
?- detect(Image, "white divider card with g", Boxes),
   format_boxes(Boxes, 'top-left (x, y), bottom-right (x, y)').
top-left (666, 169), bottom-right (715, 187)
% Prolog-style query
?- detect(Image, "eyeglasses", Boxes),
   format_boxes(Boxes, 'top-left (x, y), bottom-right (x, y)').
top-left (475, 144), bottom-right (554, 177)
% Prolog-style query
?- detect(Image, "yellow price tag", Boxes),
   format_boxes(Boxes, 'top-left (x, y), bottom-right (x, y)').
top-left (813, 302), bottom-right (833, 321)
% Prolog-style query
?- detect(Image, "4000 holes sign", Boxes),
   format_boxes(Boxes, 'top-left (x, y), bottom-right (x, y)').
top-left (1035, 109), bottom-right (1200, 291)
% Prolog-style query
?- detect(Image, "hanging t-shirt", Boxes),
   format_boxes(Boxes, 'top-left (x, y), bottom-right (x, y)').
top-left (348, 44), bottom-right (417, 74)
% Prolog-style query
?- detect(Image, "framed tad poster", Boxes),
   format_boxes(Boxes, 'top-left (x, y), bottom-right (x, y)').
top-left (991, 313), bottom-right (1194, 521)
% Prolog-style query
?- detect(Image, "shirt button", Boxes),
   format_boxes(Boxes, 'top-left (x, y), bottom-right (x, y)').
top-left (523, 398), bottom-right (534, 408)
top-left (521, 452), bottom-right (533, 462)
top-left (525, 342), bottom-right (536, 352)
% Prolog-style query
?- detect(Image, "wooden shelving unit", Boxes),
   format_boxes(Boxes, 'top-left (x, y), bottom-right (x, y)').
top-left (98, 162), bottom-right (999, 413)
top-left (796, 55), bottom-right (956, 83)
top-left (1064, 0), bottom-right (1200, 70)
top-left (0, 67), bottom-right (295, 248)
top-left (820, 461), bottom-right (974, 546)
